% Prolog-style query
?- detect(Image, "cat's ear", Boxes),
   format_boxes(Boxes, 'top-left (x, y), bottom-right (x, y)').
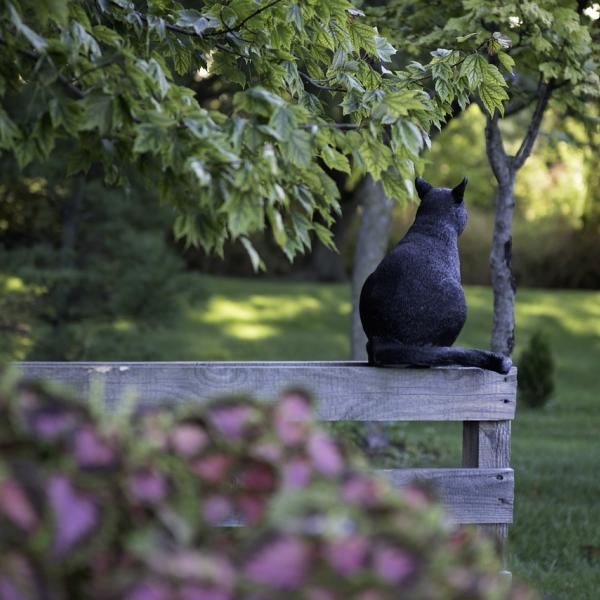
top-left (415, 177), bottom-right (433, 200)
top-left (452, 177), bottom-right (468, 203)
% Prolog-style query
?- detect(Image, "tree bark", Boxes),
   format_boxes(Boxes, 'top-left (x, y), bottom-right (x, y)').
top-left (351, 176), bottom-right (394, 361)
top-left (490, 178), bottom-right (516, 356)
top-left (482, 80), bottom-right (552, 357)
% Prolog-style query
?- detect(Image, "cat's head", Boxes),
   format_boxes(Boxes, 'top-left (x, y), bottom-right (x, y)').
top-left (414, 176), bottom-right (468, 235)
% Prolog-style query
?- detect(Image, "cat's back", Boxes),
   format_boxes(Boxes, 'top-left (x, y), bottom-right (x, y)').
top-left (359, 233), bottom-right (466, 346)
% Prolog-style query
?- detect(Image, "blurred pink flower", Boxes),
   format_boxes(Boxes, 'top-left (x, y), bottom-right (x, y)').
top-left (373, 545), bottom-right (416, 584)
top-left (238, 494), bottom-right (266, 525)
top-left (325, 536), bottom-right (368, 576)
top-left (274, 393), bottom-right (311, 445)
top-left (0, 480), bottom-right (38, 531)
top-left (192, 454), bottom-right (233, 483)
top-left (307, 432), bottom-right (343, 476)
top-left (340, 475), bottom-right (381, 507)
top-left (32, 411), bottom-right (75, 439)
top-left (73, 426), bottom-right (115, 467)
top-left (239, 462), bottom-right (276, 492)
top-left (180, 586), bottom-right (232, 600)
top-left (245, 536), bottom-right (311, 589)
top-left (171, 424), bottom-right (208, 457)
top-left (208, 404), bottom-right (253, 440)
top-left (202, 495), bottom-right (232, 525)
top-left (48, 475), bottom-right (98, 555)
top-left (282, 459), bottom-right (312, 489)
top-left (129, 469), bottom-right (167, 503)
top-left (125, 581), bottom-right (173, 600)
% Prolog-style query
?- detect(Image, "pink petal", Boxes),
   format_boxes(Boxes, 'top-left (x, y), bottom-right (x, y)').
top-left (171, 424), bottom-right (208, 457)
top-left (73, 426), bottom-right (115, 467)
top-left (307, 432), bottom-right (343, 476)
top-left (245, 536), bottom-right (311, 589)
top-left (0, 480), bottom-right (38, 531)
top-left (129, 469), bottom-right (167, 503)
top-left (325, 536), bottom-right (368, 576)
top-left (373, 546), bottom-right (416, 584)
top-left (48, 475), bottom-right (98, 555)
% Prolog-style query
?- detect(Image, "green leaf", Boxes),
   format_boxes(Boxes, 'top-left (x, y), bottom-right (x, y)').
top-left (321, 146), bottom-right (350, 173)
top-left (189, 159), bottom-right (211, 186)
top-left (497, 52), bottom-right (515, 73)
top-left (133, 123), bottom-right (165, 154)
top-left (492, 32), bottom-right (512, 50)
top-left (374, 36), bottom-right (396, 62)
top-left (0, 109), bottom-right (20, 149)
top-left (175, 10), bottom-right (220, 35)
top-left (456, 33), bottom-right (478, 43)
top-left (8, 4), bottom-right (48, 51)
top-left (147, 59), bottom-right (170, 99)
top-left (269, 106), bottom-right (296, 141)
top-left (240, 237), bottom-right (265, 272)
top-left (460, 54), bottom-right (487, 89)
top-left (313, 222), bottom-right (336, 250)
top-left (82, 93), bottom-right (112, 135)
top-left (284, 129), bottom-right (312, 167)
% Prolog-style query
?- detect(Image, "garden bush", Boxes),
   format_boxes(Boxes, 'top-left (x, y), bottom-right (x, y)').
top-left (518, 331), bottom-right (555, 409)
top-left (0, 374), bottom-right (533, 599)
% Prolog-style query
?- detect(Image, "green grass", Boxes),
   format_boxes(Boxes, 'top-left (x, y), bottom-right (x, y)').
top-left (5, 274), bottom-right (600, 598)
top-left (172, 276), bottom-right (599, 599)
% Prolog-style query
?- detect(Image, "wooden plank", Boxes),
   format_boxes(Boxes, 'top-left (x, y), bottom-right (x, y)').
top-left (378, 468), bottom-right (514, 525)
top-left (463, 421), bottom-right (512, 560)
top-left (15, 362), bottom-right (517, 422)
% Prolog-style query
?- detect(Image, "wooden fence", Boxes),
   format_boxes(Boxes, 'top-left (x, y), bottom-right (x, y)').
top-left (16, 361), bottom-right (517, 556)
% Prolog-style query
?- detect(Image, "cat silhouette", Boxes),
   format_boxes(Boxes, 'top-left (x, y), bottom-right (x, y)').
top-left (359, 176), bottom-right (511, 374)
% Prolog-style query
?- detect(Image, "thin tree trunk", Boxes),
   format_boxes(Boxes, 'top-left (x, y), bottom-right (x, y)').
top-left (490, 178), bottom-right (516, 356)
top-left (482, 81), bottom-right (552, 357)
top-left (351, 176), bottom-right (394, 361)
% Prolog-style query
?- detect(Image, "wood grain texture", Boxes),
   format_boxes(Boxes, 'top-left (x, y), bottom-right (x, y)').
top-left (462, 420), bottom-right (512, 561)
top-left (378, 468), bottom-right (514, 524)
top-left (15, 362), bottom-right (517, 421)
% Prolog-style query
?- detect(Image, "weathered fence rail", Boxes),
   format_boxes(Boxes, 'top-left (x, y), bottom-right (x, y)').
top-left (16, 361), bottom-right (517, 548)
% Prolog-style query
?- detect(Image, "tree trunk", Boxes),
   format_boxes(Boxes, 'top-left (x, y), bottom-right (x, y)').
top-left (489, 177), bottom-right (516, 356)
top-left (351, 176), bottom-right (394, 360)
top-left (310, 192), bottom-right (358, 281)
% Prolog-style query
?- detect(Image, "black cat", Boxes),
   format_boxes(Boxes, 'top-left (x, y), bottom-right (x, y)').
top-left (359, 176), bottom-right (511, 374)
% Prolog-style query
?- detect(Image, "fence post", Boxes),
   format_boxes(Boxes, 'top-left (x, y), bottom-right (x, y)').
top-left (463, 420), bottom-right (512, 567)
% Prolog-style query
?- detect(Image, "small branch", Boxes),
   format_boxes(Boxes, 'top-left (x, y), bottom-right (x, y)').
top-left (299, 72), bottom-right (345, 92)
top-left (0, 39), bottom-right (86, 99)
top-left (476, 98), bottom-right (511, 183)
top-left (512, 78), bottom-right (553, 170)
top-left (303, 123), bottom-right (364, 130)
top-left (204, 0), bottom-right (285, 37)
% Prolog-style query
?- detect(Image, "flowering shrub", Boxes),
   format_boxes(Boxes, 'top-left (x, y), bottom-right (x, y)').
top-left (0, 376), bottom-right (532, 599)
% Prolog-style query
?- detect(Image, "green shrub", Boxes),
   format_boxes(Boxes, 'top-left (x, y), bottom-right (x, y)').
top-left (518, 331), bottom-right (555, 408)
top-left (0, 375), bottom-right (534, 599)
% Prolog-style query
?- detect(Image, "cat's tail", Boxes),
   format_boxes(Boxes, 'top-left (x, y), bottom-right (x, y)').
top-left (367, 337), bottom-right (512, 374)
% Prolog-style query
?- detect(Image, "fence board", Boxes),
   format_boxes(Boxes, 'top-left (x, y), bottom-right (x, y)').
top-left (16, 362), bottom-right (517, 422)
top-left (379, 467), bottom-right (513, 524)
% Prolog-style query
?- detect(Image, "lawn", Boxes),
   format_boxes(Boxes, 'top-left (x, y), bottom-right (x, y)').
top-left (170, 276), bottom-right (600, 599)
top-left (5, 274), bottom-right (600, 598)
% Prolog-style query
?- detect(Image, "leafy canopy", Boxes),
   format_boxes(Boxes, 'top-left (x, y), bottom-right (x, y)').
top-left (0, 0), bottom-right (513, 266)
top-left (370, 0), bottom-right (600, 119)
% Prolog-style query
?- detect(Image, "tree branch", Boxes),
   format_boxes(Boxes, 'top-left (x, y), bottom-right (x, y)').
top-left (0, 39), bottom-right (86, 99)
top-left (299, 72), bottom-right (345, 92)
top-left (476, 98), bottom-right (511, 183)
top-left (512, 79), bottom-right (553, 170)
top-left (204, 0), bottom-right (285, 37)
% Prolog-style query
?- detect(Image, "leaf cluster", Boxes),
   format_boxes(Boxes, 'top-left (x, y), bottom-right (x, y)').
top-left (0, 0), bottom-right (512, 265)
